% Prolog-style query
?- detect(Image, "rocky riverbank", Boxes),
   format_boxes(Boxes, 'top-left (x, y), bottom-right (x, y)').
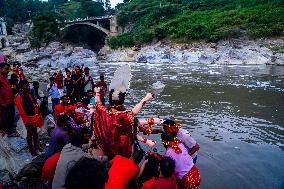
top-left (99, 37), bottom-right (284, 65)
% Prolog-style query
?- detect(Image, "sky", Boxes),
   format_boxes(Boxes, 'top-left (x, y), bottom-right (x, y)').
top-left (110, 0), bottom-right (123, 8)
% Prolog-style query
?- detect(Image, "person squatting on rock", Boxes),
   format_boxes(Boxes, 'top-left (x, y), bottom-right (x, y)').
top-left (15, 79), bottom-right (43, 156)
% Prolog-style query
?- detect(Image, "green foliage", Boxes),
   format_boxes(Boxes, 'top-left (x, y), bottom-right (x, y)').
top-left (110, 0), bottom-right (284, 48)
top-left (108, 33), bottom-right (135, 48)
top-left (30, 12), bottom-right (60, 45)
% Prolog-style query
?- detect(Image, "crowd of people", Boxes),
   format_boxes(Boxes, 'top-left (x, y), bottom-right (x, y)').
top-left (0, 56), bottom-right (201, 189)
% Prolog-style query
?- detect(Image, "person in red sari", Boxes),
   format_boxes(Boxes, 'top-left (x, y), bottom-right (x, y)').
top-left (15, 80), bottom-right (43, 156)
top-left (93, 87), bottom-right (161, 158)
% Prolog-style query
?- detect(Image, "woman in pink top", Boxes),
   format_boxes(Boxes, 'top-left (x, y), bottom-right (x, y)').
top-left (162, 132), bottom-right (201, 189)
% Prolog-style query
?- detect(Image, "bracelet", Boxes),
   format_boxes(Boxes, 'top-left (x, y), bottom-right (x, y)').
top-left (147, 118), bottom-right (155, 125)
top-left (143, 137), bottom-right (147, 143)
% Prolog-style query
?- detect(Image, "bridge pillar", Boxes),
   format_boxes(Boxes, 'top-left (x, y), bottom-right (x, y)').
top-left (110, 16), bottom-right (118, 37)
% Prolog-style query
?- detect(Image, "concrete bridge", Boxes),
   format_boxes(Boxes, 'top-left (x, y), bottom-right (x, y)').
top-left (59, 15), bottom-right (119, 37)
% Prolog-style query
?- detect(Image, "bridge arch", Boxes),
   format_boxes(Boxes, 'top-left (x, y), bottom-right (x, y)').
top-left (60, 22), bottom-right (110, 36)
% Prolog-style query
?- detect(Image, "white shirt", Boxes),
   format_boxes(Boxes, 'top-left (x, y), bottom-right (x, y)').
top-left (176, 128), bottom-right (198, 159)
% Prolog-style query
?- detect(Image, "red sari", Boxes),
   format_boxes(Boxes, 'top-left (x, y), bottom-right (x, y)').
top-left (94, 103), bottom-right (135, 158)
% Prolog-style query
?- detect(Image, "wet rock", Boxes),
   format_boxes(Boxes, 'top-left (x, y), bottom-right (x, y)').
top-left (138, 56), bottom-right (147, 63)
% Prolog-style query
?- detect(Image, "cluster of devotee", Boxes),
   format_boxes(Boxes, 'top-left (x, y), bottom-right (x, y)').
top-left (0, 56), bottom-right (201, 189)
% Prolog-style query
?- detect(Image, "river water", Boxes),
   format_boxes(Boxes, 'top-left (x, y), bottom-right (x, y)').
top-left (90, 62), bottom-right (284, 189)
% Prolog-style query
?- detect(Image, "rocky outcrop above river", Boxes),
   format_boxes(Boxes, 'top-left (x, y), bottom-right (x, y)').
top-left (99, 37), bottom-right (284, 65)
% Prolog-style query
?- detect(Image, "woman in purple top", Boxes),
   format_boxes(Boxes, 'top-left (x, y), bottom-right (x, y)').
top-left (46, 115), bottom-right (70, 158)
top-left (161, 132), bottom-right (201, 189)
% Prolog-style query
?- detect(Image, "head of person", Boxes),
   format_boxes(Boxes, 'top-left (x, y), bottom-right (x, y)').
top-left (161, 132), bottom-right (175, 149)
top-left (76, 100), bottom-right (83, 108)
top-left (58, 70), bottom-right (62, 75)
top-left (10, 73), bottom-right (18, 82)
top-left (0, 63), bottom-right (10, 76)
top-left (84, 67), bottom-right (90, 75)
top-left (66, 70), bottom-right (71, 77)
top-left (18, 79), bottom-right (30, 93)
top-left (100, 75), bottom-right (104, 82)
top-left (159, 157), bottom-right (175, 178)
top-left (87, 90), bottom-right (93, 98)
top-left (75, 65), bottom-right (81, 75)
top-left (69, 131), bottom-right (84, 147)
top-left (61, 95), bottom-right (70, 105)
top-left (109, 88), bottom-right (126, 110)
top-left (57, 114), bottom-right (69, 128)
top-left (65, 157), bottom-right (108, 189)
top-left (49, 77), bottom-right (55, 84)
top-left (142, 152), bottom-right (161, 181)
top-left (131, 150), bottom-right (144, 164)
top-left (42, 96), bottom-right (48, 103)
top-left (162, 117), bottom-right (181, 135)
top-left (33, 81), bottom-right (39, 89)
top-left (53, 72), bottom-right (57, 77)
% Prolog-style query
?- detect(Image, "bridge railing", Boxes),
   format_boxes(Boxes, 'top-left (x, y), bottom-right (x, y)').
top-left (57, 15), bottom-right (113, 24)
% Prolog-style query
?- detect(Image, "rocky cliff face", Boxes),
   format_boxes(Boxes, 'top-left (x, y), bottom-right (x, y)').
top-left (99, 37), bottom-right (284, 65)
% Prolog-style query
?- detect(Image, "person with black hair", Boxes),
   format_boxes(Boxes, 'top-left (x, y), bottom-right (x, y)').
top-left (52, 131), bottom-right (108, 189)
top-left (47, 76), bottom-right (61, 111)
top-left (161, 132), bottom-right (201, 189)
top-left (9, 73), bottom-right (19, 95)
top-left (15, 79), bottom-right (43, 156)
top-left (94, 87), bottom-right (161, 158)
top-left (105, 150), bottom-right (144, 189)
top-left (94, 74), bottom-right (107, 105)
top-left (138, 152), bottom-right (161, 189)
top-left (65, 157), bottom-right (109, 189)
top-left (46, 114), bottom-right (70, 158)
top-left (163, 117), bottom-right (200, 164)
top-left (39, 96), bottom-right (51, 118)
top-left (31, 81), bottom-right (41, 100)
top-left (151, 157), bottom-right (177, 189)
top-left (54, 95), bottom-right (76, 123)
top-left (64, 69), bottom-right (74, 98)
top-left (0, 62), bottom-right (19, 137)
top-left (71, 65), bottom-right (84, 101)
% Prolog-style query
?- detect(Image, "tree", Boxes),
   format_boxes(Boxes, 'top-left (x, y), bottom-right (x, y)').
top-left (105, 0), bottom-right (111, 12)
top-left (30, 12), bottom-right (59, 45)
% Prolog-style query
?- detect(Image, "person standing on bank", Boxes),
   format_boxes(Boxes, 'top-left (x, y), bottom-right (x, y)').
top-left (83, 67), bottom-right (94, 95)
top-left (47, 77), bottom-right (61, 112)
top-left (0, 62), bottom-right (19, 137)
top-left (15, 80), bottom-right (43, 156)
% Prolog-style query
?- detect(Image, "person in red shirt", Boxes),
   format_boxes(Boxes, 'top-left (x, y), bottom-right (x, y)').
top-left (94, 75), bottom-right (107, 105)
top-left (56, 70), bottom-right (64, 96)
top-left (54, 95), bottom-right (76, 123)
top-left (105, 150), bottom-right (144, 189)
top-left (15, 80), bottom-right (43, 156)
top-left (0, 62), bottom-right (19, 137)
top-left (152, 156), bottom-right (177, 189)
top-left (42, 152), bottom-right (61, 183)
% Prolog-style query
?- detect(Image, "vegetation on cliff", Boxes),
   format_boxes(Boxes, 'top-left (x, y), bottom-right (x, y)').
top-left (109, 0), bottom-right (284, 48)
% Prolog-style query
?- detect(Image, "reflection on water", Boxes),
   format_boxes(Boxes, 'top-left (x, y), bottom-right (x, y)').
top-left (92, 63), bottom-right (284, 189)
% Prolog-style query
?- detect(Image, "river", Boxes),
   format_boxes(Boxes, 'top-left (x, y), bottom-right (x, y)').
top-left (90, 62), bottom-right (284, 189)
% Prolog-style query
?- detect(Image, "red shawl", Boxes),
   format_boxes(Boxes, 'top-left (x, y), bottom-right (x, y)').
top-left (94, 103), bottom-right (135, 158)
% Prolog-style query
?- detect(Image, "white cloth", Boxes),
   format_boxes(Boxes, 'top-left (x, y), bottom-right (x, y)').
top-left (176, 128), bottom-right (197, 159)
top-left (84, 75), bottom-right (93, 93)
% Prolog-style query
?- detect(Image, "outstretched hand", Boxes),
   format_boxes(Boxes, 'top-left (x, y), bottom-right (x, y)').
top-left (144, 93), bottom-right (154, 102)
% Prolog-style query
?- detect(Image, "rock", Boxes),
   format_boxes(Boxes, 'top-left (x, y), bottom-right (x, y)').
top-left (137, 56), bottom-right (147, 63)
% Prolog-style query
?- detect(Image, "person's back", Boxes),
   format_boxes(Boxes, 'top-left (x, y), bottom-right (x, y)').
top-left (105, 151), bottom-right (143, 189)
top-left (42, 152), bottom-right (61, 183)
top-left (65, 157), bottom-right (108, 189)
top-left (152, 157), bottom-right (177, 189)
top-left (52, 132), bottom-right (85, 189)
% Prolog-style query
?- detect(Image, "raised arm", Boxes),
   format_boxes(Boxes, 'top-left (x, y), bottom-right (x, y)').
top-left (132, 93), bottom-right (154, 115)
